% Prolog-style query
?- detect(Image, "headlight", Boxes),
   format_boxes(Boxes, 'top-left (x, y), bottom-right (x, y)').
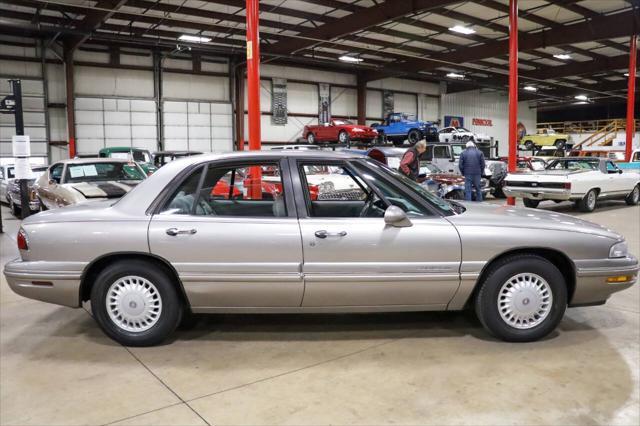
top-left (609, 241), bottom-right (628, 258)
top-left (352, 128), bottom-right (364, 132)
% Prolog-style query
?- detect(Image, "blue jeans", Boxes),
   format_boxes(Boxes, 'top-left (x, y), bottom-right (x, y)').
top-left (464, 174), bottom-right (483, 202)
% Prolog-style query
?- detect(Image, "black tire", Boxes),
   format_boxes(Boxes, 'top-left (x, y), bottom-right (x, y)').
top-left (625, 184), bottom-right (640, 205)
top-left (306, 133), bottom-right (316, 144)
top-left (445, 189), bottom-right (465, 200)
top-left (554, 139), bottom-right (566, 149)
top-left (90, 260), bottom-right (183, 347)
top-left (577, 189), bottom-right (598, 212)
top-left (523, 198), bottom-right (540, 208)
top-left (493, 185), bottom-right (506, 199)
top-left (407, 129), bottom-right (422, 145)
top-left (10, 200), bottom-right (20, 217)
top-left (524, 140), bottom-right (534, 151)
top-left (338, 130), bottom-right (350, 144)
top-left (475, 254), bottom-right (567, 342)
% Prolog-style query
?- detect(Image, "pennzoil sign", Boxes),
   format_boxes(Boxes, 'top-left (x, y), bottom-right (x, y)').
top-left (472, 118), bottom-right (492, 126)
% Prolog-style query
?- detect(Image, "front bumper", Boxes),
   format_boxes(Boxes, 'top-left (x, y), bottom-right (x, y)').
top-left (8, 194), bottom-right (40, 211)
top-left (571, 256), bottom-right (638, 306)
top-left (503, 186), bottom-right (572, 201)
top-left (350, 132), bottom-right (378, 141)
top-left (4, 259), bottom-right (84, 308)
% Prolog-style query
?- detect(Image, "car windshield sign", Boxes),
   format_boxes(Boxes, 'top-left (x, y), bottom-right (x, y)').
top-left (65, 162), bottom-right (146, 183)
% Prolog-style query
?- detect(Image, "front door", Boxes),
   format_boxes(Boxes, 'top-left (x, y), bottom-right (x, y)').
top-left (292, 159), bottom-right (461, 309)
top-left (148, 159), bottom-right (304, 310)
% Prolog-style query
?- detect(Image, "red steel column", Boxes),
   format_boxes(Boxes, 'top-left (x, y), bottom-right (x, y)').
top-left (64, 45), bottom-right (76, 158)
top-left (625, 34), bottom-right (637, 162)
top-left (507, 0), bottom-right (518, 206)
top-left (246, 0), bottom-right (261, 198)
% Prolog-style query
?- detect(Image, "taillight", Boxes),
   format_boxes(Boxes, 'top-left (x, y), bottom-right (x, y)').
top-left (563, 182), bottom-right (572, 189)
top-left (17, 228), bottom-right (29, 251)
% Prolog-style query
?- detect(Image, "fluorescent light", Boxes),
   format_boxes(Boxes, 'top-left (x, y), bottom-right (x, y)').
top-left (338, 55), bottom-right (363, 63)
top-left (524, 86), bottom-right (538, 92)
top-left (553, 53), bottom-right (571, 60)
top-left (575, 94), bottom-right (588, 101)
top-left (449, 25), bottom-right (476, 35)
top-left (624, 73), bottom-right (629, 77)
top-left (178, 35), bottom-right (211, 43)
top-left (446, 72), bottom-right (465, 79)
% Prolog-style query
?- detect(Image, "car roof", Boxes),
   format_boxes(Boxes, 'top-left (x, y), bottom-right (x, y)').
top-left (153, 151), bottom-right (203, 155)
top-left (99, 146), bottom-right (148, 152)
top-left (547, 157), bottom-right (604, 162)
top-left (59, 157), bottom-right (139, 164)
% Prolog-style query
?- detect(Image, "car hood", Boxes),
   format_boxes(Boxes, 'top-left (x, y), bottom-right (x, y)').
top-left (426, 173), bottom-right (464, 184)
top-left (66, 181), bottom-right (141, 198)
top-left (447, 202), bottom-right (621, 240)
top-left (343, 124), bottom-right (375, 131)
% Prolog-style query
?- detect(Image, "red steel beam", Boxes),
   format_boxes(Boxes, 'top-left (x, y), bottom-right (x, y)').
top-left (246, 0), bottom-right (261, 198)
top-left (507, 0), bottom-right (518, 206)
top-left (626, 34), bottom-right (637, 162)
top-left (64, 44), bottom-right (76, 158)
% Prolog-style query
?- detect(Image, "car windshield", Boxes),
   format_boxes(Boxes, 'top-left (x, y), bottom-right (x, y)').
top-left (547, 159), bottom-right (599, 171)
top-left (456, 127), bottom-right (470, 132)
top-left (419, 162), bottom-right (443, 173)
top-left (110, 150), bottom-right (151, 163)
top-left (333, 120), bottom-right (352, 125)
top-left (361, 159), bottom-right (456, 216)
top-left (64, 162), bottom-right (146, 183)
top-left (451, 145), bottom-right (465, 157)
top-left (530, 159), bottom-right (546, 171)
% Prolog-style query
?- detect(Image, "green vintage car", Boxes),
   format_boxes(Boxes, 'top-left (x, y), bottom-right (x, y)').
top-left (98, 147), bottom-right (157, 175)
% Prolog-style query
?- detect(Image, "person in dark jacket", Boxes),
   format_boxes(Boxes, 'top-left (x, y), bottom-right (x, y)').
top-left (399, 141), bottom-right (427, 181)
top-left (459, 141), bottom-right (486, 201)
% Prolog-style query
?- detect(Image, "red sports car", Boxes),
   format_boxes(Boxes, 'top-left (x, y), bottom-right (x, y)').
top-left (303, 119), bottom-right (378, 144)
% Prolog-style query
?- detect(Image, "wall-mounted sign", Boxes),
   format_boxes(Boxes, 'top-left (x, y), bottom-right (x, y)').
top-left (12, 135), bottom-right (30, 157)
top-left (444, 115), bottom-right (464, 128)
top-left (472, 118), bottom-right (493, 126)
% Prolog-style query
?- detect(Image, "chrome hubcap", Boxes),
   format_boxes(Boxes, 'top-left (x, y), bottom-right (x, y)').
top-left (339, 132), bottom-right (347, 142)
top-left (106, 276), bottom-right (162, 332)
top-left (588, 191), bottom-right (596, 209)
top-left (498, 273), bottom-right (553, 329)
top-left (633, 187), bottom-right (639, 202)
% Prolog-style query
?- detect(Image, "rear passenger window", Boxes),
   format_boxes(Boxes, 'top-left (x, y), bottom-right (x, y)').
top-left (161, 163), bottom-right (286, 217)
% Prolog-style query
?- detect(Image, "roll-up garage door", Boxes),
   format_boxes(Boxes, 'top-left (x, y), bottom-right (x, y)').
top-left (0, 78), bottom-right (48, 163)
top-left (74, 97), bottom-right (157, 155)
top-left (162, 101), bottom-right (232, 153)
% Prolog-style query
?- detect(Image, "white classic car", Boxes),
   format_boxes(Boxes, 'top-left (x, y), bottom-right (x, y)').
top-left (437, 127), bottom-right (489, 143)
top-left (503, 157), bottom-right (640, 212)
top-left (36, 158), bottom-right (147, 210)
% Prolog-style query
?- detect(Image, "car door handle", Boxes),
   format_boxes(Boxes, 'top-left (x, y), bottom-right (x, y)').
top-left (314, 230), bottom-right (347, 239)
top-left (166, 228), bottom-right (197, 236)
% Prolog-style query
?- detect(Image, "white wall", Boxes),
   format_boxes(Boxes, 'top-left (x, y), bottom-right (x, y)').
top-left (441, 89), bottom-right (537, 156)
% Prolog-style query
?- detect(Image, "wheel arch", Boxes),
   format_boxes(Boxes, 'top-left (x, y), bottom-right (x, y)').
top-left (79, 251), bottom-right (191, 310)
top-left (466, 247), bottom-right (576, 308)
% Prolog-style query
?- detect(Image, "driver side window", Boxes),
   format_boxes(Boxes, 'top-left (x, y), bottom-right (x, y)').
top-left (50, 163), bottom-right (64, 183)
top-left (606, 161), bottom-right (620, 174)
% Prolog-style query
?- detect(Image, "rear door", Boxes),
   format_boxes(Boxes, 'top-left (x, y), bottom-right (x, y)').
top-left (148, 158), bottom-right (304, 310)
top-left (292, 158), bottom-right (461, 309)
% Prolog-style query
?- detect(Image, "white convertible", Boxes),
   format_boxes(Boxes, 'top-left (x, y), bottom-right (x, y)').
top-left (503, 157), bottom-right (640, 212)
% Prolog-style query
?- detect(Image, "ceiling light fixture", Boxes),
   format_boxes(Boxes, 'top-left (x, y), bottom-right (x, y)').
top-left (446, 72), bottom-right (465, 79)
top-left (524, 86), bottom-right (538, 92)
top-left (553, 53), bottom-right (571, 60)
top-left (178, 35), bottom-right (212, 43)
top-left (449, 25), bottom-right (476, 35)
top-left (339, 55), bottom-right (363, 63)
top-left (574, 94), bottom-right (589, 101)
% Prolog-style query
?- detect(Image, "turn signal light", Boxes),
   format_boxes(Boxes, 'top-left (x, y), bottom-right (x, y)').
top-left (563, 182), bottom-right (572, 189)
top-left (17, 228), bottom-right (28, 251)
top-left (606, 275), bottom-right (635, 283)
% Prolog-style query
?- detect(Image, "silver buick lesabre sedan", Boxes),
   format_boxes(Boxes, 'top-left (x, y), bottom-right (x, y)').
top-left (4, 151), bottom-right (638, 346)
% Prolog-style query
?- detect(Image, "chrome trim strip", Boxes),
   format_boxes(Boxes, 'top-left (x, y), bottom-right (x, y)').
top-left (180, 274), bottom-right (302, 282)
top-left (305, 273), bottom-right (460, 282)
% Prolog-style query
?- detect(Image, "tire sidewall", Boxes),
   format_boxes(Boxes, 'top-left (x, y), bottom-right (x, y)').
top-left (338, 131), bottom-right (349, 143)
top-left (307, 133), bottom-right (315, 144)
top-left (580, 189), bottom-right (597, 212)
top-left (626, 185), bottom-right (640, 205)
top-left (476, 256), bottom-right (567, 342)
top-left (91, 260), bottom-right (183, 346)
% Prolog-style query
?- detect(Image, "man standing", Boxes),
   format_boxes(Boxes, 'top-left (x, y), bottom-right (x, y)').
top-left (459, 141), bottom-right (485, 201)
top-left (399, 140), bottom-right (427, 181)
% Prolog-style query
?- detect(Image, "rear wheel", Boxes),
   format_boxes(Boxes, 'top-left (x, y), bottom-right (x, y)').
top-left (338, 131), bottom-right (350, 144)
top-left (90, 260), bottom-right (183, 346)
top-left (306, 133), bottom-right (316, 144)
top-left (554, 139), bottom-right (566, 149)
top-left (407, 129), bottom-right (422, 145)
top-left (524, 140), bottom-right (535, 151)
top-left (523, 198), bottom-right (540, 208)
top-left (625, 184), bottom-right (640, 205)
top-left (475, 254), bottom-right (567, 342)
top-left (577, 189), bottom-right (598, 212)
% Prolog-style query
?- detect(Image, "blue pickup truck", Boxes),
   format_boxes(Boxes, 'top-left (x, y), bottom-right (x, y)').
top-left (371, 112), bottom-right (438, 146)
top-left (618, 149), bottom-right (640, 170)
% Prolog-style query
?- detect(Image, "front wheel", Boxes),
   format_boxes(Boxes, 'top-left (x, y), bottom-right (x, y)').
top-left (625, 184), bottom-right (640, 205)
top-left (523, 198), bottom-right (540, 208)
top-left (524, 140), bottom-right (534, 151)
top-left (306, 133), bottom-right (316, 144)
top-left (554, 139), bottom-right (566, 149)
top-left (90, 260), bottom-right (183, 347)
top-left (475, 254), bottom-right (567, 342)
top-left (577, 189), bottom-right (598, 212)
top-left (338, 131), bottom-right (350, 144)
top-left (407, 129), bottom-right (422, 145)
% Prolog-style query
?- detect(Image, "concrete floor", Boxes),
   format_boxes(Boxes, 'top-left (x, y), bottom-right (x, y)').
top-left (0, 200), bottom-right (638, 426)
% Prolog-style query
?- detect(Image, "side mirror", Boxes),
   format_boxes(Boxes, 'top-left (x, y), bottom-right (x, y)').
top-left (384, 205), bottom-right (413, 228)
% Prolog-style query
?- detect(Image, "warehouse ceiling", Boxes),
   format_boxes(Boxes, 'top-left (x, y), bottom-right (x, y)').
top-left (0, 0), bottom-right (638, 107)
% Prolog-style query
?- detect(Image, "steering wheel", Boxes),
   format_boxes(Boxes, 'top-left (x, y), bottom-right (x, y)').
top-left (359, 192), bottom-right (386, 217)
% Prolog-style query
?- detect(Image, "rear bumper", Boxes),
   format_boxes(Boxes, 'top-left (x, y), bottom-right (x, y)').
top-left (503, 186), bottom-right (572, 201)
top-left (4, 259), bottom-right (84, 308)
top-left (571, 256), bottom-right (639, 306)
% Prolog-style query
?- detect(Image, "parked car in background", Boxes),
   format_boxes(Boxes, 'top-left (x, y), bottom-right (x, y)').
top-left (303, 119), bottom-right (378, 144)
top-left (419, 161), bottom-right (489, 200)
top-left (153, 151), bottom-right (203, 168)
top-left (36, 158), bottom-right (147, 210)
top-left (532, 146), bottom-right (567, 163)
top-left (437, 127), bottom-right (484, 143)
top-left (503, 157), bottom-right (640, 211)
top-left (7, 166), bottom-right (48, 216)
top-left (99, 147), bottom-right (158, 175)
top-left (269, 145), bottom-right (321, 151)
top-left (0, 164), bottom-right (16, 202)
top-left (522, 128), bottom-right (571, 150)
top-left (5, 151), bottom-right (637, 346)
top-left (499, 156), bottom-right (547, 172)
top-left (372, 112), bottom-right (438, 146)
top-left (618, 149), bottom-right (640, 170)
